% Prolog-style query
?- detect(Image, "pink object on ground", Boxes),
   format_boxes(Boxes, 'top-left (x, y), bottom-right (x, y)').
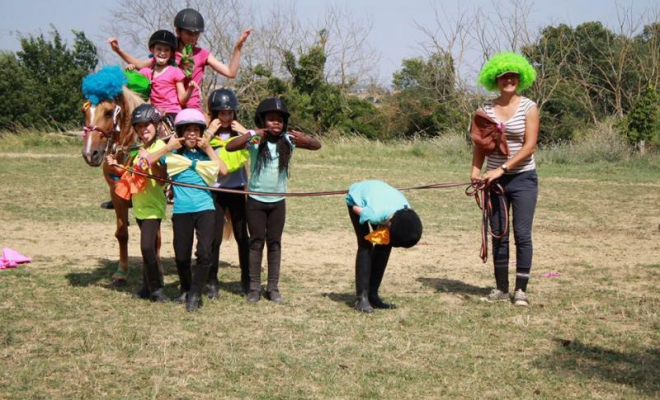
top-left (0, 248), bottom-right (32, 269)
top-left (541, 271), bottom-right (561, 278)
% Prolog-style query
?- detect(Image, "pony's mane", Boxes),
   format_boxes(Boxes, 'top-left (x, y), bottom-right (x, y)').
top-left (122, 87), bottom-right (145, 110)
top-left (82, 65), bottom-right (127, 105)
top-left (117, 88), bottom-right (145, 146)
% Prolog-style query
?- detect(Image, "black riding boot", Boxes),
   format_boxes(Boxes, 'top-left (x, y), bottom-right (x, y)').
top-left (355, 249), bottom-right (374, 313)
top-left (206, 263), bottom-right (220, 300)
top-left (174, 262), bottom-right (191, 304)
top-left (132, 270), bottom-right (150, 299)
top-left (146, 260), bottom-right (169, 303)
top-left (369, 245), bottom-right (395, 309)
top-left (247, 248), bottom-right (263, 302)
top-left (187, 263), bottom-right (211, 312)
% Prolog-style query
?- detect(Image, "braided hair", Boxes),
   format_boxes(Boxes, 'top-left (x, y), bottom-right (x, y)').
top-left (254, 133), bottom-right (292, 177)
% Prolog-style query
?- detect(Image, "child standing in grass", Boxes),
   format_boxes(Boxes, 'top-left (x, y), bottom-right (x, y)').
top-left (144, 108), bottom-right (228, 311)
top-left (205, 88), bottom-right (251, 298)
top-left (106, 104), bottom-right (169, 302)
top-left (108, 8), bottom-right (252, 111)
top-left (226, 98), bottom-right (321, 303)
top-left (345, 180), bottom-right (423, 313)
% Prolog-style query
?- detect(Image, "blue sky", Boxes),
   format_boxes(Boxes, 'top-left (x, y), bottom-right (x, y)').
top-left (1, 0), bottom-right (657, 83)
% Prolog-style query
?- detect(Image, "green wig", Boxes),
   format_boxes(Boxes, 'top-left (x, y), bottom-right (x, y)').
top-left (477, 52), bottom-right (536, 92)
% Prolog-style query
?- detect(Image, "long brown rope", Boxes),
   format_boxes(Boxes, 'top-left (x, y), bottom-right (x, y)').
top-left (465, 181), bottom-right (509, 263)
top-left (113, 164), bottom-right (506, 261)
top-left (113, 163), bottom-right (471, 197)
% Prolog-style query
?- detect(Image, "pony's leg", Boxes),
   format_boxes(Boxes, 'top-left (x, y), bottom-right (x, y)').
top-left (111, 190), bottom-right (130, 284)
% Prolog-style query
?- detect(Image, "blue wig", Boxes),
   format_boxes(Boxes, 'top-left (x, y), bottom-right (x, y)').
top-left (82, 65), bottom-right (127, 105)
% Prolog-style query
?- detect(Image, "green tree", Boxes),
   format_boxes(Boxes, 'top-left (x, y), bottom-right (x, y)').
top-left (626, 85), bottom-right (660, 152)
top-left (4, 28), bottom-right (98, 130)
top-left (0, 52), bottom-right (35, 129)
top-left (390, 52), bottom-right (463, 137)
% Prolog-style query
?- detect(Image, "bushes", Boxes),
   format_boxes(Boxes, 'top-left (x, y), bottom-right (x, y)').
top-left (0, 29), bottom-right (97, 131)
top-left (536, 120), bottom-right (631, 165)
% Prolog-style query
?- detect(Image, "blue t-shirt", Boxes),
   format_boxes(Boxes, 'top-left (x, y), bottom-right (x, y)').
top-left (163, 149), bottom-right (215, 214)
top-left (345, 180), bottom-right (410, 225)
top-left (247, 133), bottom-right (295, 203)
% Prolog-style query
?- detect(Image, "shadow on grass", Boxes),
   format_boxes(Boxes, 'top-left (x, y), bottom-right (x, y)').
top-left (534, 339), bottom-right (660, 395)
top-left (417, 277), bottom-right (491, 296)
top-left (66, 257), bottom-right (178, 293)
top-left (322, 292), bottom-right (355, 308)
top-left (66, 257), bottom-right (244, 296)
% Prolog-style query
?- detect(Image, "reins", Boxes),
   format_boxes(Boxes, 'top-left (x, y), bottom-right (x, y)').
top-left (115, 163), bottom-right (463, 197)
top-left (465, 181), bottom-right (509, 263)
top-left (112, 163), bottom-right (508, 262)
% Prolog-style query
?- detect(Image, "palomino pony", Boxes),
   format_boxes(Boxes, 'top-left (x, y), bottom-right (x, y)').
top-left (81, 86), bottom-right (171, 285)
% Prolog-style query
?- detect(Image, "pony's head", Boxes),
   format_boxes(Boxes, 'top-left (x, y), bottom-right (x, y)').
top-left (81, 66), bottom-right (132, 166)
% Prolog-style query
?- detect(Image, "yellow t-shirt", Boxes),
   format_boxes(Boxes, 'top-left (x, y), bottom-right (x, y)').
top-left (132, 140), bottom-right (167, 220)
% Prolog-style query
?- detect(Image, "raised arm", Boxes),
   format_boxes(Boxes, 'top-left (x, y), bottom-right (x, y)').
top-left (205, 28), bottom-right (252, 79)
top-left (288, 130), bottom-right (322, 150)
top-left (197, 136), bottom-right (228, 176)
top-left (225, 127), bottom-right (265, 152)
top-left (177, 80), bottom-right (199, 106)
top-left (107, 38), bottom-right (152, 69)
top-left (140, 136), bottom-right (184, 165)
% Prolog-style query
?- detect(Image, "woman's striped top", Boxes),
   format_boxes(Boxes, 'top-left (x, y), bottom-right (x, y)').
top-left (483, 96), bottom-right (537, 174)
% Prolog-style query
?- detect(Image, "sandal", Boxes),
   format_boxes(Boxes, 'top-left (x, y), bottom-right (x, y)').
top-left (111, 269), bottom-right (128, 286)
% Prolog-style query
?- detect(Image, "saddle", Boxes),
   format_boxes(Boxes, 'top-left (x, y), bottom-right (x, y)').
top-left (470, 108), bottom-right (509, 156)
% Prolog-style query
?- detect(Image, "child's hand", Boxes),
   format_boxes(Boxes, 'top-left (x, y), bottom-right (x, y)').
top-left (167, 135), bottom-right (184, 151)
top-left (288, 130), bottom-right (309, 147)
top-left (107, 38), bottom-right (120, 53)
top-left (207, 119), bottom-right (221, 135)
top-left (187, 80), bottom-right (199, 92)
top-left (106, 154), bottom-right (117, 166)
top-left (138, 148), bottom-right (149, 158)
top-left (235, 28), bottom-right (253, 51)
top-left (124, 64), bottom-right (136, 71)
top-left (197, 135), bottom-right (211, 151)
top-left (231, 121), bottom-right (248, 135)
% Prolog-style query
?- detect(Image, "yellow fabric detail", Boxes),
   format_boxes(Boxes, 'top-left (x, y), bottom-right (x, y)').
top-left (164, 153), bottom-right (220, 187)
top-left (365, 227), bottom-right (390, 245)
top-left (211, 135), bottom-right (249, 173)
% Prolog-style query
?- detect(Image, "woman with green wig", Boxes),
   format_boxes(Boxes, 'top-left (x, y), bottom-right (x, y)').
top-left (471, 52), bottom-right (540, 307)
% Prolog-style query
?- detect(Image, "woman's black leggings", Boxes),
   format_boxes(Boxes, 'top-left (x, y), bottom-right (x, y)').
top-left (210, 191), bottom-right (250, 286)
top-left (489, 169), bottom-right (538, 292)
top-left (246, 198), bottom-right (286, 292)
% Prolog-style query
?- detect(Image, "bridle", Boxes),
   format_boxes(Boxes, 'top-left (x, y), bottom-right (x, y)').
top-left (82, 100), bottom-right (123, 156)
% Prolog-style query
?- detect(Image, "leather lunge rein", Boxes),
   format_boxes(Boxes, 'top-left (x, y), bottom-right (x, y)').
top-left (112, 164), bottom-right (508, 262)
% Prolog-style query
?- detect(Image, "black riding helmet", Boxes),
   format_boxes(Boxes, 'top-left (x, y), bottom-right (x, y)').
top-left (174, 8), bottom-right (205, 33)
top-left (388, 207), bottom-right (423, 248)
top-left (254, 97), bottom-right (290, 132)
top-left (208, 88), bottom-right (239, 113)
top-left (148, 30), bottom-right (177, 52)
top-left (131, 104), bottom-right (161, 126)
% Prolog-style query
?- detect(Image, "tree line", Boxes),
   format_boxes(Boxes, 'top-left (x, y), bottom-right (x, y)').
top-left (1, 0), bottom-right (658, 149)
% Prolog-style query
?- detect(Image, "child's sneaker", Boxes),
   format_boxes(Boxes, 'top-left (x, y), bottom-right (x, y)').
top-left (513, 289), bottom-right (530, 307)
top-left (481, 289), bottom-right (509, 303)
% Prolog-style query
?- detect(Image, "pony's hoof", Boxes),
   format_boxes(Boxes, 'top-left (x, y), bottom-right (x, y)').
top-left (112, 278), bottom-right (127, 287)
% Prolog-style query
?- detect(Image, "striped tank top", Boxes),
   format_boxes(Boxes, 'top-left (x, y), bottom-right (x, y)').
top-left (483, 96), bottom-right (537, 174)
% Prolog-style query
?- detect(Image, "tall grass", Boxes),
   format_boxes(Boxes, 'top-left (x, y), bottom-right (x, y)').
top-left (536, 120), bottom-right (633, 165)
top-left (0, 130), bottom-right (80, 152)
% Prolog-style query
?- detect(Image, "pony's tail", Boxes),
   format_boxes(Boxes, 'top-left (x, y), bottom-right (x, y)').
top-left (223, 209), bottom-right (233, 241)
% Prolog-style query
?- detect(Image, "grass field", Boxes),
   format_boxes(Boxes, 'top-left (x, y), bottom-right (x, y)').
top-left (0, 133), bottom-right (659, 399)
